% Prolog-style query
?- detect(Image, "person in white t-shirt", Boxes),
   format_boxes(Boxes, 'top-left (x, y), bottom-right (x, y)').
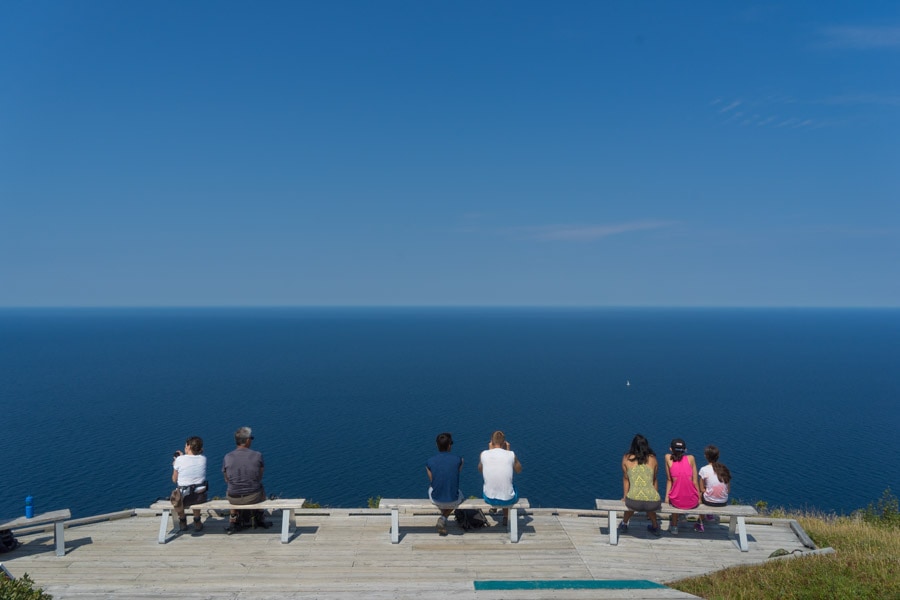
top-left (478, 430), bottom-right (523, 526)
top-left (696, 444), bottom-right (732, 532)
top-left (172, 436), bottom-right (208, 532)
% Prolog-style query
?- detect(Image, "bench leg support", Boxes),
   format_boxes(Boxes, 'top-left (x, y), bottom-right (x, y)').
top-left (280, 509), bottom-right (293, 543)
top-left (391, 508), bottom-right (400, 543)
top-left (730, 516), bottom-right (749, 551)
top-left (54, 520), bottom-right (65, 556)
top-left (608, 510), bottom-right (619, 545)
top-left (509, 508), bottom-right (519, 543)
top-left (157, 509), bottom-right (171, 544)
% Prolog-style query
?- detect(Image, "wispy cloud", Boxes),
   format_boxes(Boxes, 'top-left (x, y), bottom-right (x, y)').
top-left (821, 93), bottom-right (900, 107)
top-left (708, 91), bottom-right (899, 130)
top-left (817, 26), bottom-right (900, 50)
top-left (718, 100), bottom-right (742, 114)
top-left (774, 117), bottom-right (815, 129)
top-left (710, 96), bottom-right (815, 129)
top-left (516, 221), bottom-right (676, 242)
top-left (816, 225), bottom-right (898, 238)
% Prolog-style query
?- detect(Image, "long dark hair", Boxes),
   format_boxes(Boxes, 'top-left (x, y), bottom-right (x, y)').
top-left (704, 444), bottom-right (731, 484)
top-left (670, 438), bottom-right (687, 462)
top-left (627, 434), bottom-right (655, 465)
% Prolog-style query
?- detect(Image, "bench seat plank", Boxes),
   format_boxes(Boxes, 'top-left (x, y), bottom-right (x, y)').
top-left (150, 499), bottom-right (305, 544)
top-left (2, 509), bottom-right (71, 557)
top-left (380, 498), bottom-right (530, 544)
top-left (594, 499), bottom-right (757, 551)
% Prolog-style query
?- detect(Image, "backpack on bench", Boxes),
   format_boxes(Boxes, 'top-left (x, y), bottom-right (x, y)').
top-left (453, 508), bottom-right (488, 530)
top-left (0, 530), bottom-right (19, 553)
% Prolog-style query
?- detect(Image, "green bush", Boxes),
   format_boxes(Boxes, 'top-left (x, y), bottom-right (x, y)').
top-left (0, 573), bottom-right (53, 600)
top-left (860, 488), bottom-right (900, 529)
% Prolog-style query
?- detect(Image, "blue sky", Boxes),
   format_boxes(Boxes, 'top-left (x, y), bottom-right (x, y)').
top-left (1, 1), bottom-right (898, 307)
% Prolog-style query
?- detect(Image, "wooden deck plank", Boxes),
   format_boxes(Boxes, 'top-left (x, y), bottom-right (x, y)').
top-left (0, 509), bottom-right (818, 599)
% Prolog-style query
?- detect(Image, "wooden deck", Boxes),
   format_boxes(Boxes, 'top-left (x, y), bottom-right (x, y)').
top-left (2, 507), bottom-right (817, 599)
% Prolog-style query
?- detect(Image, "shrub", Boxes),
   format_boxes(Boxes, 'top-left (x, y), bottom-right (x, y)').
top-left (859, 488), bottom-right (900, 529)
top-left (0, 573), bottom-right (53, 600)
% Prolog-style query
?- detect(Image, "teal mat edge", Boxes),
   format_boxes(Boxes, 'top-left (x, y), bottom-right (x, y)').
top-left (474, 580), bottom-right (667, 590)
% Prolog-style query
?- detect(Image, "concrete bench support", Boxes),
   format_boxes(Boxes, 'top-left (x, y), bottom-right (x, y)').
top-left (1, 509), bottom-right (71, 557)
top-left (150, 499), bottom-right (305, 544)
top-left (595, 499), bottom-right (757, 551)
top-left (381, 498), bottom-right (529, 544)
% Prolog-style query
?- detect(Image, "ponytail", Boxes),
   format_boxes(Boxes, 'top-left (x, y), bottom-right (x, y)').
top-left (712, 461), bottom-right (731, 485)
top-left (703, 445), bottom-right (729, 484)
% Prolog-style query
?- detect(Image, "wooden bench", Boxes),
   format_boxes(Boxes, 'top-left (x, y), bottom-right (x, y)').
top-left (1, 509), bottom-right (71, 557)
top-left (380, 498), bottom-right (530, 543)
top-left (594, 499), bottom-right (758, 551)
top-left (150, 498), bottom-right (305, 544)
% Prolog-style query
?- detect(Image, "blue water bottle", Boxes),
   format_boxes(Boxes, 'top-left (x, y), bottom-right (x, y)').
top-left (25, 495), bottom-right (34, 518)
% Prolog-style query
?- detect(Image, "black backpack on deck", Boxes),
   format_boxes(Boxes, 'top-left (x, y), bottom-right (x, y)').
top-left (454, 508), bottom-right (488, 530)
top-left (0, 530), bottom-right (19, 553)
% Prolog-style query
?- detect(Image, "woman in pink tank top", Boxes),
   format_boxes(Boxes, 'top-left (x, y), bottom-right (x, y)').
top-left (664, 438), bottom-right (700, 534)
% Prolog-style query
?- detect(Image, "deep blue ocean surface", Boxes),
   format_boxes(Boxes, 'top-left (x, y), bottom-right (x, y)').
top-left (2, 308), bottom-right (898, 519)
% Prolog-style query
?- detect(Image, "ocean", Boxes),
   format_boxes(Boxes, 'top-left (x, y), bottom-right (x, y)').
top-left (2, 307), bottom-right (898, 520)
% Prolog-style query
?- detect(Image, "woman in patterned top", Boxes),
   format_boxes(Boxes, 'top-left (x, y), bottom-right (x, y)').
top-left (620, 434), bottom-right (662, 536)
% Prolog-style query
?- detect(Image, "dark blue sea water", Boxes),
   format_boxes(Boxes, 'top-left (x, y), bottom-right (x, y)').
top-left (2, 308), bottom-right (898, 520)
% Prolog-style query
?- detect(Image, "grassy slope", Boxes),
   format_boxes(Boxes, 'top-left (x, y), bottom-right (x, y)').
top-left (669, 514), bottom-right (899, 600)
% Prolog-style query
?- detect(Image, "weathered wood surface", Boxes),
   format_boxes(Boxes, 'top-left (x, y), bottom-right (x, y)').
top-left (594, 500), bottom-right (757, 517)
top-left (150, 498), bottom-right (306, 544)
top-left (380, 498), bottom-right (532, 510)
top-left (150, 499), bottom-right (309, 512)
top-left (1, 509), bottom-right (71, 530)
top-left (2, 509), bottom-right (71, 557)
top-left (381, 498), bottom-right (530, 544)
top-left (595, 499), bottom-right (758, 551)
top-left (2, 508), bottom-right (816, 599)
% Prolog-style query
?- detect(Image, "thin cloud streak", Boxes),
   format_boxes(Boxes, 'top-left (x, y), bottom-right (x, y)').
top-left (822, 93), bottom-right (900, 107)
top-left (519, 221), bottom-right (677, 241)
top-left (818, 26), bottom-right (900, 49)
top-left (718, 100), bottom-right (742, 113)
top-left (708, 95), bottom-right (866, 130)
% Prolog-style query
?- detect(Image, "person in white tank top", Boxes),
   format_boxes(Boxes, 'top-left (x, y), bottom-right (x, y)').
top-left (478, 430), bottom-right (523, 526)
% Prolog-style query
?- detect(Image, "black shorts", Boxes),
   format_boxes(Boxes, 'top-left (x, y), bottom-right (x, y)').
top-left (702, 498), bottom-right (728, 508)
top-left (625, 497), bottom-right (661, 512)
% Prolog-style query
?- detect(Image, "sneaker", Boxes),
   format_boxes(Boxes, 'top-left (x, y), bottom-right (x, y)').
top-left (617, 521), bottom-right (629, 533)
top-left (647, 524), bottom-right (661, 537)
top-left (670, 524), bottom-right (679, 535)
top-left (694, 522), bottom-right (704, 532)
top-left (253, 515), bottom-right (273, 529)
top-left (436, 516), bottom-right (448, 536)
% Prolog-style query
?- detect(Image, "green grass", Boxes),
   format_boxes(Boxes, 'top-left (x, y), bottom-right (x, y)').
top-left (669, 490), bottom-right (900, 600)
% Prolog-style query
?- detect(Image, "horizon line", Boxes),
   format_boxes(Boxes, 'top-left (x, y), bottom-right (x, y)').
top-left (1, 304), bottom-right (898, 311)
